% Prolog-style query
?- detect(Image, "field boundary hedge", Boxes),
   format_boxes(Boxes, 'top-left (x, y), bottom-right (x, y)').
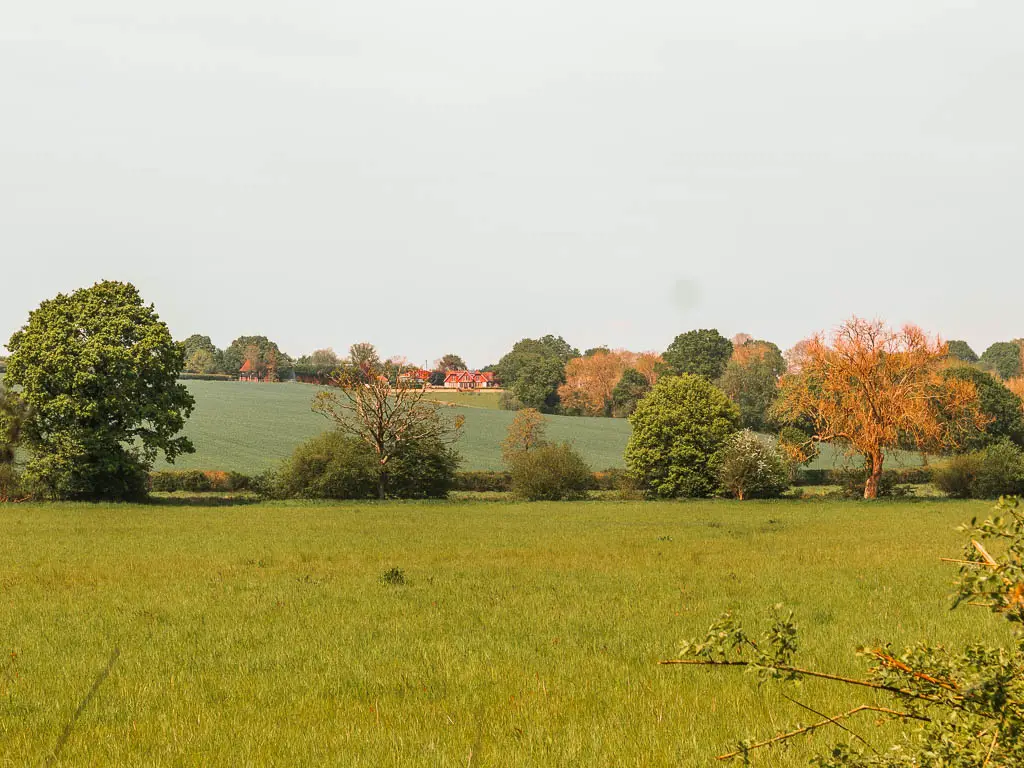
top-left (177, 373), bottom-right (236, 382)
top-left (794, 466), bottom-right (934, 486)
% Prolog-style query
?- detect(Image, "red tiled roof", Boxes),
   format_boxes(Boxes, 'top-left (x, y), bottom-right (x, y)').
top-left (240, 360), bottom-right (253, 373)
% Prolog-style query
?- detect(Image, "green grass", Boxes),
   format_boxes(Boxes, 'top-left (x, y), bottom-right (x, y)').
top-left (0, 498), bottom-right (1008, 766)
top-left (160, 381), bottom-right (922, 475)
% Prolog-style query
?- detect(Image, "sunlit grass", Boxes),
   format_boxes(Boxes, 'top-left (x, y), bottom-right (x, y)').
top-left (0, 498), bottom-right (1007, 766)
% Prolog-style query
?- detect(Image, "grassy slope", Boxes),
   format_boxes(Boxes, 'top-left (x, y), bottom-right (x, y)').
top-left (0, 498), bottom-right (1006, 767)
top-left (161, 381), bottom-right (922, 474)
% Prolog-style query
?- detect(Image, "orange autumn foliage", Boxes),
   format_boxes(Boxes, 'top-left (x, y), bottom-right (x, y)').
top-left (1008, 377), bottom-right (1024, 412)
top-left (558, 349), bottom-right (663, 416)
top-left (775, 318), bottom-right (988, 499)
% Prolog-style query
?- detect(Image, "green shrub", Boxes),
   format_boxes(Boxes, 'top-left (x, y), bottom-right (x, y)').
top-left (933, 455), bottom-right (981, 499)
top-left (974, 441), bottom-right (1024, 498)
top-left (273, 431), bottom-right (458, 500)
top-left (509, 442), bottom-right (592, 501)
top-left (176, 373), bottom-right (236, 382)
top-left (148, 470), bottom-right (253, 493)
top-left (717, 430), bottom-right (789, 500)
top-left (931, 441), bottom-right (1024, 499)
top-left (625, 374), bottom-right (739, 498)
top-left (276, 432), bottom-right (378, 500)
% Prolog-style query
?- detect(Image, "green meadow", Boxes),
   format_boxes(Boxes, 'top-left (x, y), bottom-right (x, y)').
top-left (0, 498), bottom-right (1006, 766)
top-left (161, 381), bottom-right (919, 475)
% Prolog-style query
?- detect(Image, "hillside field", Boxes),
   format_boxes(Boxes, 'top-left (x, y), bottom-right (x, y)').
top-left (159, 381), bottom-right (922, 475)
top-left (0, 498), bottom-right (1007, 766)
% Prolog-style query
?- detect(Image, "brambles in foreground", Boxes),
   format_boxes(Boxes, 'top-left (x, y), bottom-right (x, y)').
top-left (666, 496), bottom-right (1024, 766)
top-left (5, 281), bottom-right (194, 501)
top-left (626, 374), bottom-right (739, 498)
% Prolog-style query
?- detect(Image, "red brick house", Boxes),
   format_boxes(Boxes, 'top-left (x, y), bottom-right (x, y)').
top-left (443, 370), bottom-right (497, 390)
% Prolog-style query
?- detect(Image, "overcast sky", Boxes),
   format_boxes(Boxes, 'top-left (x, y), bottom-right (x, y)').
top-left (2, 1), bottom-right (1020, 367)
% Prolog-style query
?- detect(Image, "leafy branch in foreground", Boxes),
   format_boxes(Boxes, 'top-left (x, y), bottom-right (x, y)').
top-left (663, 496), bottom-right (1024, 766)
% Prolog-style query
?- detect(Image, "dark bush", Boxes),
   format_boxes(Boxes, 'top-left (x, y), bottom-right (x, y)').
top-left (974, 441), bottom-right (1024, 499)
top-left (931, 442), bottom-right (1024, 499)
top-left (272, 431), bottom-right (458, 500)
top-left (176, 373), bottom-right (236, 381)
top-left (509, 443), bottom-right (592, 501)
top-left (453, 471), bottom-right (513, 492)
top-left (148, 470), bottom-right (253, 493)
top-left (592, 468), bottom-right (637, 491)
top-left (933, 455), bottom-right (981, 499)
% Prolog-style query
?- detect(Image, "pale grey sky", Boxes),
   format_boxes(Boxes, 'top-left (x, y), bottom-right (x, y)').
top-left (2, 1), bottom-right (1020, 367)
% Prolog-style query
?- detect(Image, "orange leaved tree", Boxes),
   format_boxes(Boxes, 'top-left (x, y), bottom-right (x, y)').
top-left (775, 318), bottom-right (987, 499)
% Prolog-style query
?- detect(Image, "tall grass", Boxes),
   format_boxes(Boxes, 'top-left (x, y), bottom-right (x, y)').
top-left (0, 498), bottom-right (1006, 766)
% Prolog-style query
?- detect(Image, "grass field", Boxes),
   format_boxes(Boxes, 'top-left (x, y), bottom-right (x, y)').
top-left (0, 498), bottom-right (1007, 766)
top-left (160, 381), bottom-right (920, 476)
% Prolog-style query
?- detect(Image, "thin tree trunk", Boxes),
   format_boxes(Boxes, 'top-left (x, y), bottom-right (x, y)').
top-left (378, 471), bottom-right (387, 500)
top-left (864, 452), bottom-right (883, 499)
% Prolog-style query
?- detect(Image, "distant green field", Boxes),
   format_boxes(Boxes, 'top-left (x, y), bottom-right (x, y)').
top-left (160, 381), bottom-right (632, 474)
top-left (160, 381), bottom-right (921, 475)
top-left (0, 498), bottom-right (1007, 766)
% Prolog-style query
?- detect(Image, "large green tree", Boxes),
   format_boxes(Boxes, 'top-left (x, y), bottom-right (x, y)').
top-left (980, 341), bottom-right (1023, 380)
top-left (222, 335), bottom-right (294, 380)
top-left (610, 368), bottom-right (651, 417)
top-left (716, 340), bottom-right (786, 432)
top-left (946, 339), bottom-right (979, 364)
top-left (4, 281), bottom-right (195, 500)
top-left (942, 366), bottom-right (1024, 449)
top-left (663, 329), bottom-right (733, 380)
top-left (495, 335), bottom-right (579, 412)
top-left (625, 374), bottom-right (739, 497)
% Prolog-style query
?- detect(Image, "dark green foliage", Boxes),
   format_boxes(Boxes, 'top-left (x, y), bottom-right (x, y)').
top-left (979, 341), bottom-right (1023, 379)
top-left (148, 470), bottom-right (252, 493)
top-left (716, 344), bottom-right (786, 432)
top-left (5, 281), bottom-right (195, 501)
top-left (222, 335), bottom-right (294, 379)
top-left (495, 335), bottom-right (579, 412)
top-left (625, 374), bottom-right (740, 498)
top-left (379, 567), bottom-right (407, 586)
top-left (945, 339), bottom-right (978, 363)
top-left (932, 441), bottom-right (1024, 498)
top-left (831, 465), bottom-right (903, 498)
top-left (942, 366), bottom-right (1024, 448)
top-left (611, 368), bottom-right (651, 417)
top-left (584, 346), bottom-right (610, 357)
top-left (429, 370), bottom-right (446, 387)
top-left (452, 471), bottom-right (513, 492)
top-left (663, 329), bottom-right (733, 380)
top-left (273, 431), bottom-right (458, 500)
top-left (512, 356), bottom-right (568, 412)
top-left (509, 442), bottom-right (592, 500)
top-left (436, 354), bottom-right (467, 371)
top-left (716, 430), bottom-right (789, 500)
top-left (176, 373), bottom-right (235, 382)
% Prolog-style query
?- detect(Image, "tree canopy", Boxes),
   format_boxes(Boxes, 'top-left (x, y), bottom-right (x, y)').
top-left (946, 339), bottom-right (979, 363)
top-left (435, 353), bottom-right (467, 371)
top-left (942, 365), bottom-right (1024, 449)
top-left (222, 335), bottom-right (293, 380)
top-left (4, 281), bottom-right (195, 500)
top-left (495, 335), bottom-right (579, 412)
top-left (980, 341), bottom-right (1023, 380)
top-left (716, 339), bottom-right (786, 432)
top-left (663, 329), bottom-right (733, 380)
top-left (775, 319), bottom-right (986, 498)
top-left (625, 374), bottom-right (739, 498)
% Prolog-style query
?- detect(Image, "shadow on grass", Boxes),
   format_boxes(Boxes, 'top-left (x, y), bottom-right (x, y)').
top-left (147, 493), bottom-right (262, 507)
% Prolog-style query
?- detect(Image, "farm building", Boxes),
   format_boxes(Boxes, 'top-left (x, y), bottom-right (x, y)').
top-left (443, 370), bottom-right (497, 389)
top-left (238, 359), bottom-right (265, 382)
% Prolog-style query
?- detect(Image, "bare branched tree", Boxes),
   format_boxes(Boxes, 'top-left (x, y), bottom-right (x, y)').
top-left (312, 356), bottom-right (464, 499)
